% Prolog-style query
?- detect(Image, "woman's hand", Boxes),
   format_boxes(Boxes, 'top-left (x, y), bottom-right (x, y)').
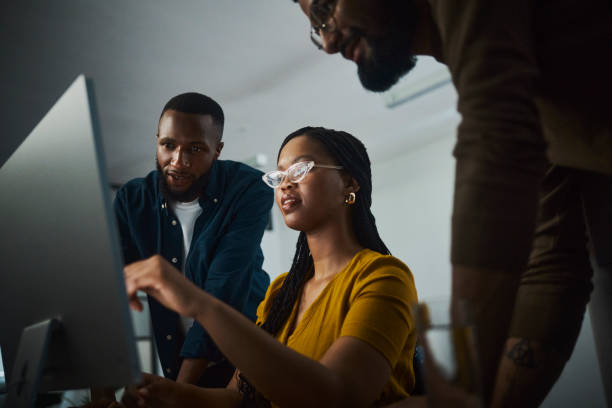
top-left (124, 255), bottom-right (202, 318)
top-left (120, 373), bottom-right (183, 408)
top-left (121, 373), bottom-right (242, 408)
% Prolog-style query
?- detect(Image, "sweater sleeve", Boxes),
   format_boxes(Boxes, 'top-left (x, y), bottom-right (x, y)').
top-left (429, 0), bottom-right (548, 272)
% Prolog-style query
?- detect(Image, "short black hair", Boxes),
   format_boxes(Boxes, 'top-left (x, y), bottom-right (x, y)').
top-left (160, 92), bottom-right (225, 138)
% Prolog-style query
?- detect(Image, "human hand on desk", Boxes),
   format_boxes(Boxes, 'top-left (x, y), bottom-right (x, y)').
top-left (120, 373), bottom-right (203, 408)
top-left (124, 255), bottom-right (202, 318)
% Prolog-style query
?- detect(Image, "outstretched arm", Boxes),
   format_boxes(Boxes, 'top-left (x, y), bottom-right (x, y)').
top-left (124, 255), bottom-right (396, 408)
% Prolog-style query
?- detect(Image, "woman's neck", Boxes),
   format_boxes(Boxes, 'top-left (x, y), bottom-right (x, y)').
top-left (306, 220), bottom-right (363, 282)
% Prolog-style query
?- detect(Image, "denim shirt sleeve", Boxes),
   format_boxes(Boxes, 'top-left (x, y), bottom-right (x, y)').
top-left (180, 177), bottom-right (273, 361)
top-left (113, 187), bottom-right (141, 266)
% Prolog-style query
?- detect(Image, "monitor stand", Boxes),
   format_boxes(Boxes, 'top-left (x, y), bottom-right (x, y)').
top-left (6, 318), bottom-right (60, 408)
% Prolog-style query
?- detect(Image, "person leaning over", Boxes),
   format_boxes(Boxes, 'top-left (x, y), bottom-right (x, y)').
top-left (288, 1), bottom-right (612, 406)
top-left (113, 93), bottom-right (272, 388)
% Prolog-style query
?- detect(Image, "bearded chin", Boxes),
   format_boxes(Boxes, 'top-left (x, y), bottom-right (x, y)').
top-left (355, 2), bottom-right (418, 93)
top-left (358, 63), bottom-right (403, 92)
top-left (357, 45), bottom-right (417, 92)
top-left (156, 160), bottom-right (210, 202)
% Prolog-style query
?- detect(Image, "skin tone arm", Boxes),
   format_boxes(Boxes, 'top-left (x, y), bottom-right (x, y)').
top-left (124, 254), bottom-right (392, 408)
top-left (176, 357), bottom-right (208, 384)
top-left (452, 265), bottom-right (521, 405)
top-left (491, 338), bottom-right (567, 408)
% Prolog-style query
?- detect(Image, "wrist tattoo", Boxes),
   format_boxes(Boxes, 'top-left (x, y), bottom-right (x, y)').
top-left (506, 338), bottom-right (536, 368)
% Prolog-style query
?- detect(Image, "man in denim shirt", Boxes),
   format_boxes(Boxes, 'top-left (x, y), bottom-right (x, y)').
top-left (113, 92), bottom-right (272, 387)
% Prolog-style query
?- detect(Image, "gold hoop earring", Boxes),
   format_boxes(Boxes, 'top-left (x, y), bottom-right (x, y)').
top-left (344, 192), bottom-right (356, 205)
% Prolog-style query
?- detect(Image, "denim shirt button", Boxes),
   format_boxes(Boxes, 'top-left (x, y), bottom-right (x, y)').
top-left (213, 198), bottom-right (218, 204)
top-left (171, 220), bottom-right (177, 226)
top-left (171, 257), bottom-right (178, 264)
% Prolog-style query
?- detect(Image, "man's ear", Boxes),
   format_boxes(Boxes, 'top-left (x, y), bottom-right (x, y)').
top-left (215, 141), bottom-right (224, 159)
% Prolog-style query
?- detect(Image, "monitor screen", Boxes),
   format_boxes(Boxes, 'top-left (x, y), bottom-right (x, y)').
top-left (0, 75), bottom-right (141, 394)
top-left (0, 346), bottom-right (5, 391)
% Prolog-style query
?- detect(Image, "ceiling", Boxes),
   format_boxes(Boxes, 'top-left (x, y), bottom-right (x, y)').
top-left (1, 0), bottom-right (458, 184)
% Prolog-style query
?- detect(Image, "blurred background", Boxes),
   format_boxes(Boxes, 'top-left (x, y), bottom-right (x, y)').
top-left (0, 1), bottom-right (605, 406)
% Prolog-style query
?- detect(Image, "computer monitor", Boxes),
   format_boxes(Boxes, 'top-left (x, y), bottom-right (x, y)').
top-left (0, 75), bottom-right (141, 406)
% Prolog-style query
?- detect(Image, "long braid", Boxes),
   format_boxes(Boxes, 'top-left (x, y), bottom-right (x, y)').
top-left (261, 232), bottom-right (313, 335)
top-left (239, 233), bottom-right (312, 408)
top-left (239, 127), bottom-right (390, 406)
top-left (302, 127), bottom-right (390, 256)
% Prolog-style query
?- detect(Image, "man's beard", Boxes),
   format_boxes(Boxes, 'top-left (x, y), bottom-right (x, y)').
top-left (355, 2), bottom-right (419, 92)
top-left (156, 160), bottom-right (211, 202)
top-left (357, 36), bottom-right (417, 92)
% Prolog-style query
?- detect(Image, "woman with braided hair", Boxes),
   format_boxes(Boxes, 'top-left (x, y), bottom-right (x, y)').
top-left (122, 126), bottom-right (418, 407)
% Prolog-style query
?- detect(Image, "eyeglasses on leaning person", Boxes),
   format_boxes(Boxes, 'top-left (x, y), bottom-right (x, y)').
top-left (309, 0), bottom-right (338, 49)
top-left (262, 161), bottom-right (343, 188)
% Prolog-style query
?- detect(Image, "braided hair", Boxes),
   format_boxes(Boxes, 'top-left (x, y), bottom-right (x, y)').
top-left (239, 126), bottom-right (390, 407)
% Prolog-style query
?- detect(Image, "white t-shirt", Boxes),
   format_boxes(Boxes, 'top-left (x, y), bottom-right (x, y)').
top-left (169, 198), bottom-right (203, 335)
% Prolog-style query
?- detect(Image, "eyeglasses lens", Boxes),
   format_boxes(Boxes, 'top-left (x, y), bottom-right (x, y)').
top-left (310, 29), bottom-right (323, 49)
top-left (263, 162), bottom-right (314, 188)
top-left (265, 171), bottom-right (284, 188)
top-left (288, 162), bottom-right (310, 182)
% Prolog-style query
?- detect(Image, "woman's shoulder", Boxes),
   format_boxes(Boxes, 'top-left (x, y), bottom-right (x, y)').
top-left (352, 249), bottom-right (414, 279)
top-left (345, 249), bottom-right (417, 299)
top-left (269, 272), bottom-right (290, 292)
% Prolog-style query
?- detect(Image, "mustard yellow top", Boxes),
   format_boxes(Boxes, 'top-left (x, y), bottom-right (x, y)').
top-left (256, 249), bottom-right (418, 406)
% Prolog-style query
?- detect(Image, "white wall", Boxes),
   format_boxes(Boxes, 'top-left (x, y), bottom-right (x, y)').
top-left (372, 134), bottom-right (455, 299)
top-left (368, 134), bottom-right (606, 407)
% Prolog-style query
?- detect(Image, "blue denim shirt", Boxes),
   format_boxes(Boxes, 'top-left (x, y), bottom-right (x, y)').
top-left (113, 160), bottom-right (272, 379)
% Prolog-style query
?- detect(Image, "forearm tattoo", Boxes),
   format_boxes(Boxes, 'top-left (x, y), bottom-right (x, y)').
top-left (506, 338), bottom-right (536, 368)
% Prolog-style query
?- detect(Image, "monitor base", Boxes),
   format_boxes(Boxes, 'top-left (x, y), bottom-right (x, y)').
top-left (7, 318), bottom-right (60, 408)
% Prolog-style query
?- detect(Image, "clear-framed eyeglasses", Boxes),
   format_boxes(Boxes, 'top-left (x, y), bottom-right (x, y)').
top-left (262, 161), bottom-right (343, 188)
top-left (309, 0), bottom-right (339, 50)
